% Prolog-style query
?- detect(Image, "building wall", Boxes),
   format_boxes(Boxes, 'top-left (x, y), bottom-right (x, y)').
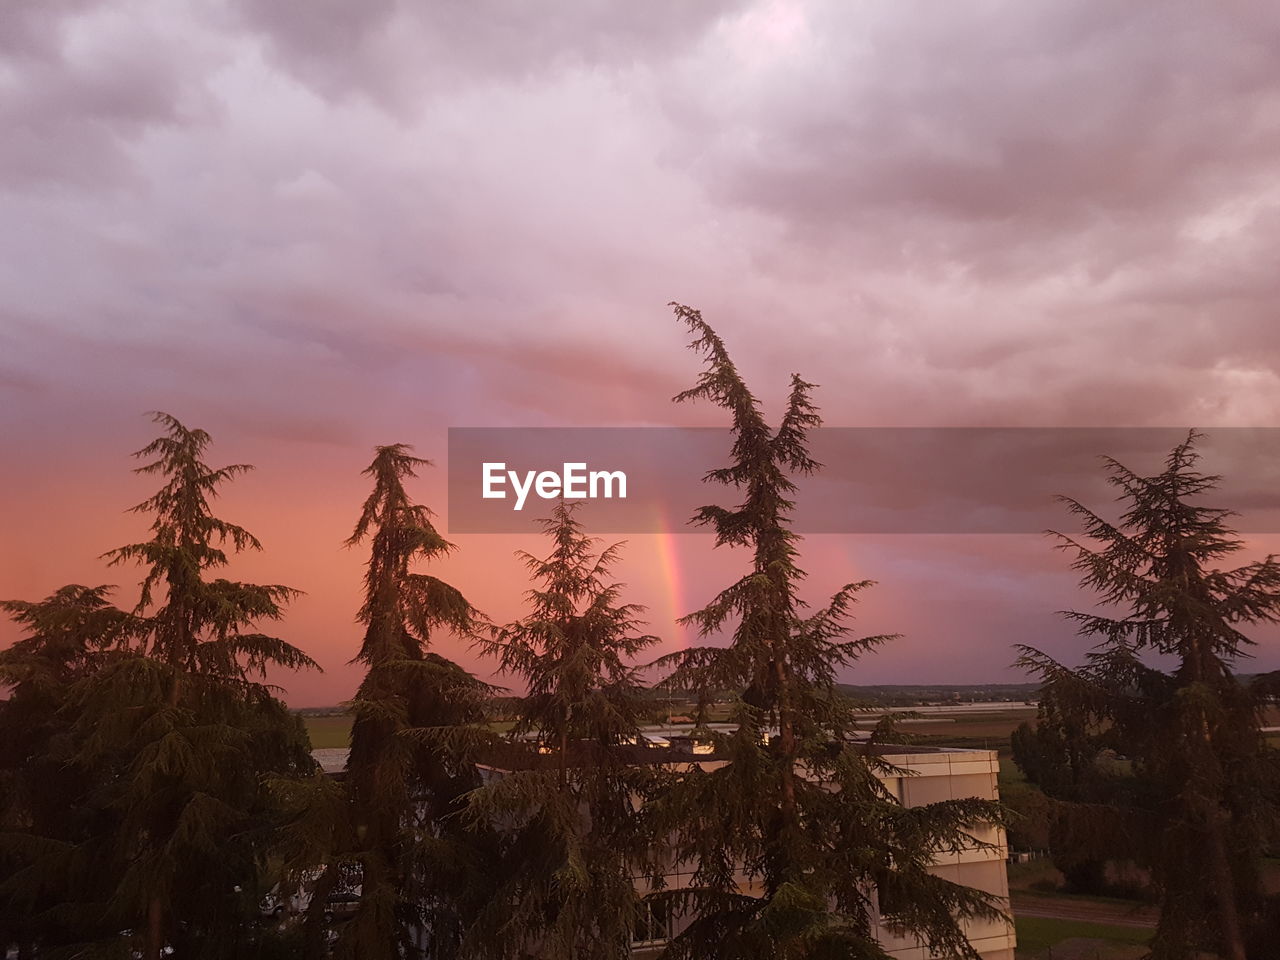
top-left (874, 749), bottom-right (1015, 960)
top-left (636, 748), bottom-right (1015, 960)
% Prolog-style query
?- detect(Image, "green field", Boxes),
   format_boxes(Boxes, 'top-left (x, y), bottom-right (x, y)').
top-left (1014, 917), bottom-right (1149, 958)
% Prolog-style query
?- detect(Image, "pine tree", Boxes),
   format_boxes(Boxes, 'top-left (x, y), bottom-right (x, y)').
top-left (465, 500), bottom-right (660, 959)
top-left (334, 444), bottom-right (493, 960)
top-left (104, 413), bottom-right (318, 960)
top-left (0, 585), bottom-right (142, 956)
top-left (1018, 432), bottom-right (1280, 960)
top-left (649, 304), bottom-right (1006, 960)
top-left (1, 413), bottom-right (319, 960)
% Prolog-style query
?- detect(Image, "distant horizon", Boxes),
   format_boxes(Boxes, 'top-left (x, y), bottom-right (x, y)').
top-left (286, 680), bottom-right (1042, 713)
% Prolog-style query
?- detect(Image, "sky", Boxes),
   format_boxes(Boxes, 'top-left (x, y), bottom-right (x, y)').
top-left (4, 1), bottom-right (1280, 705)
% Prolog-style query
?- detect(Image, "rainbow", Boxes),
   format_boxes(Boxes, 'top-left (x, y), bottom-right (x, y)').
top-left (650, 502), bottom-right (688, 648)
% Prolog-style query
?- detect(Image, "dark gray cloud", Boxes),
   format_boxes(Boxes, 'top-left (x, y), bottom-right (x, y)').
top-left (0, 2), bottom-right (222, 189)
top-left (0, 1), bottom-right (95, 59)
top-left (706, 4), bottom-right (1280, 243)
top-left (231, 0), bottom-right (747, 112)
top-left (4, 0), bottom-right (1277, 438)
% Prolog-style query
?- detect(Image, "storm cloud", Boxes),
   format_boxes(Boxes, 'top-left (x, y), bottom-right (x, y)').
top-left (4, 1), bottom-right (1280, 702)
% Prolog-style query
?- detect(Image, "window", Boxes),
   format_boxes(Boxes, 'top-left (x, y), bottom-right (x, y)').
top-left (633, 897), bottom-right (674, 946)
top-left (876, 880), bottom-right (909, 929)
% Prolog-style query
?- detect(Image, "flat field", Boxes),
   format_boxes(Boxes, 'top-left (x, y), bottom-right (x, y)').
top-left (300, 703), bottom-right (1042, 753)
top-left (1014, 917), bottom-right (1149, 959)
top-left (303, 714), bottom-right (352, 749)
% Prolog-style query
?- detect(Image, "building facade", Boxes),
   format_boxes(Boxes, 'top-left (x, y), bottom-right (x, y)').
top-left (626, 743), bottom-right (1015, 960)
top-left (316, 741), bottom-right (1016, 959)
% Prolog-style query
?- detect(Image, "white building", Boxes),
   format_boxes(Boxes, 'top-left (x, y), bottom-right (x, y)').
top-left (316, 740), bottom-right (1016, 959)
top-left (620, 742), bottom-right (1013, 960)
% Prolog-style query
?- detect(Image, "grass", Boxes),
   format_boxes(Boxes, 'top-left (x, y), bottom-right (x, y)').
top-left (907, 713), bottom-right (1035, 757)
top-left (1015, 916), bottom-right (1149, 956)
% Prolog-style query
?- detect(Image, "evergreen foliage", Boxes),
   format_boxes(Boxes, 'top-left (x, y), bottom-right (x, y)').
top-left (1008, 705), bottom-right (1112, 894)
top-left (465, 500), bottom-right (660, 959)
top-left (1, 413), bottom-right (318, 960)
top-left (327, 444), bottom-right (494, 960)
top-left (648, 305), bottom-right (1006, 960)
top-left (1017, 432), bottom-right (1280, 960)
top-left (0, 585), bottom-right (143, 956)
top-left (0, 384), bottom-right (1044, 960)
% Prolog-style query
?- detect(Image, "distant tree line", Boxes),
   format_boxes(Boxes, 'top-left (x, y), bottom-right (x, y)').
top-left (835, 683), bottom-right (1040, 707)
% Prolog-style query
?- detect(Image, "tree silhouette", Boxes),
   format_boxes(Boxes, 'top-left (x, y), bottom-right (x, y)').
top-left (649, 305), bottom-right (1006, 960)
top-left (1019, 432), bottom-right (1280, 960)
top-left (335, 444), bottom-right (494, 960)
top-left (2, 413), bottom-right (318, 960)
top-left (466, 500), bottom-right (660, 958)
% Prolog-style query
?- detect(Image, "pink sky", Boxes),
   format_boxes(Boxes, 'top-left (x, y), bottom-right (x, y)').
top-left (4, 2), bottom-right (1280, 704)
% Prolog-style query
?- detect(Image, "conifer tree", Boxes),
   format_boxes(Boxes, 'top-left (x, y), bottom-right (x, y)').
top-left (0, 585), bottom-right (142, 956)
top-left (334, 444), bottom-right (493, 960)
top-left (1018, 433), bottom-right (1280, 960)
top-left (2, 413), bottom-right (318, 960)
top-left (465, 500), bottom-right (659, 959)
top-left (650, 304), bottom-right (1005, 960)
top-left (104, 413), bottom-right (317, 960)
